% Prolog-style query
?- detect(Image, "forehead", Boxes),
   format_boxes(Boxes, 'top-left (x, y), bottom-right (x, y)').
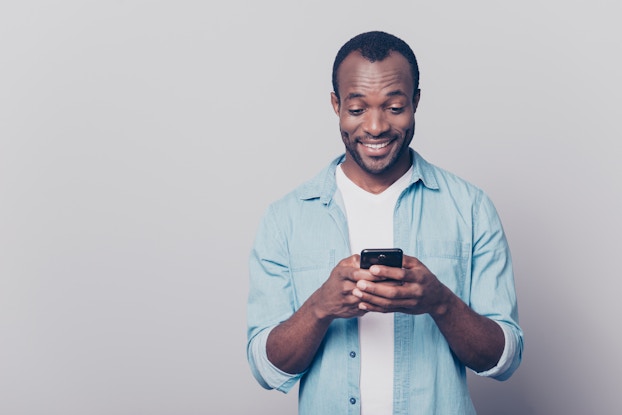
top-left (337, 51), bottom-right (414, 99)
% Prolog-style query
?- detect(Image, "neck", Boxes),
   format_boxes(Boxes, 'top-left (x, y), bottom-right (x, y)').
top-left (340, 154), bottom-right (412, 195)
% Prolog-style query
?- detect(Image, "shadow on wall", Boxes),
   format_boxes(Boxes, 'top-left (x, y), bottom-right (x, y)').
top-left (467, 202), bottom-right (536, 415)
top-left (468, 370), bottom-right (534, 415)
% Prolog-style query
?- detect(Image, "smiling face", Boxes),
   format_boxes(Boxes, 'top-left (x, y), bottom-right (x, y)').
top-left (331, 51), bottom-right (420, 193)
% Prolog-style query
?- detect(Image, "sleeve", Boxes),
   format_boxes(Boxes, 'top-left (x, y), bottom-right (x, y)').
top-left (469, 192), bottom-right (524, 381)
top-left (474, 320), bottom-right (522, 380)
top-left (246, 205), bottom-right (305, 392)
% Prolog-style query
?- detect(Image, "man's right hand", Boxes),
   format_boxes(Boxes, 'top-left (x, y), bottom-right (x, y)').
top-left (309, 254), bottom-right (385, 322)
top-left (266, 254), bottom-right (379, 373)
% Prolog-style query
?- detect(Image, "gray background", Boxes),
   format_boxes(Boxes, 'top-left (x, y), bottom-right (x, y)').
top-left (1, 1), bottom-right (620, 414)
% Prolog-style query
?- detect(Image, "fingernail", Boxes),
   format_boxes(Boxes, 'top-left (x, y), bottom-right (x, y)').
top-left (352, 288), bottom-right (363, 298)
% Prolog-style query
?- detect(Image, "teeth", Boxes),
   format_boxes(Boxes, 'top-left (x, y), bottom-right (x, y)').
top-left (363, 142), bottom-right (389, 149)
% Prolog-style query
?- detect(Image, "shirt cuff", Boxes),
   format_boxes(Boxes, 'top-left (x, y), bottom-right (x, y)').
top-left (474, 321), bottom-right (518, 379)
top-left (248, 326), bottom-right (303, 393)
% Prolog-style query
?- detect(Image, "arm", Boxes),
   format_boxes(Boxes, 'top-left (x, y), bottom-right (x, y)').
top-left (352, 194), bottom-right (522, 375)
top-left (429, 282), bottom-right (505, 372)
top-left (353, 257), bottom-right (503, 372)
top-left (266, 255), bottom-right (370, 374)
top-left (248, 205), bottom-right (379, 389)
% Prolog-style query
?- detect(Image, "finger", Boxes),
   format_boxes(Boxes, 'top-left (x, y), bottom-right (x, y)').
top-left (355, 289), bottom-right (418, 313)
top-left (400, 256), bottom-right (435, 284)
top-left (360, 278), bottom-right (424, 301)
top-left (368, 265), bottom-right (405, 281)
top-left (339, 282), bottom-right (358, 296)
top-left (355, 295), bottom-right (400, 313)
top-left (351, 268), bottom-right (388, 282)
top-left (355, 280), bottom-right (407, 300)
top-left (402, 254), bottom-right (423, 269)
top-left (337, 254), bottom-right (360, 268)
top-left (358, 301), bottom-right (396, 313)
top-left (352, 254), bottom-right (361, 267)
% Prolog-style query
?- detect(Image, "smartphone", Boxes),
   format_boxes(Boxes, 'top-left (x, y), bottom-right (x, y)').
top-left (360, 248), bottom-right (403, 269)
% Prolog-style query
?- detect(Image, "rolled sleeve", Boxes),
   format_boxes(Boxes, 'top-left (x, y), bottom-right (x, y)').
top-left (469, 193), bottom-right (524, 380)
top-left (246, 205), bottom-right (303, 393)
top-left (474, 321), bottom-right (523, 380)
top-left (247, 326), bottom-right (303, 392)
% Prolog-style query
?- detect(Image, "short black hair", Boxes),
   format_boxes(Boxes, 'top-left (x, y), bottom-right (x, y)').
top-left (332, 31), bottom-right (420, 102)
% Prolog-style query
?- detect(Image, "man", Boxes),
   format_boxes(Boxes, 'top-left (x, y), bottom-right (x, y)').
top-left (247, 31), bottom-right (523, 414)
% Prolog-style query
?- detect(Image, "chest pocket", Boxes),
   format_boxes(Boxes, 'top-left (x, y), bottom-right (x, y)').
top-left (415, 240), bottom-right (470, 300)
top-left (289, 249), bottom-right (336, 308)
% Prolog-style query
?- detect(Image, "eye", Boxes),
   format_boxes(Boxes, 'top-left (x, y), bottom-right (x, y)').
top-left (389, 107), bottom-right (404, 114)
top-left (348, 108), bottom-right (364, 116)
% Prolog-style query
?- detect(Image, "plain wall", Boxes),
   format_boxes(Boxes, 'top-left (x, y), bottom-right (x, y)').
top-left (1, 1), bottom-right (620, 414)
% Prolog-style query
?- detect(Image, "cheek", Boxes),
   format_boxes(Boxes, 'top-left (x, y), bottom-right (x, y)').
top-left (340, 129), bottom-right (350, 143)
top-left (339, 115), bottom-right (361, 134)
top-left (394, 113), bottom-right (415, 130)
top-left (392, 121), bottom-right (414, 139)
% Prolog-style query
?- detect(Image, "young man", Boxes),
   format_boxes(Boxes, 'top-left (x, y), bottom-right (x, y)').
top-left (247, 31), bottom-right (523, 414)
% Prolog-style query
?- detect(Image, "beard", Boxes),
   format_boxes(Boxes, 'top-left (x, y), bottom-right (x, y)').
top-left (342, 127), bottom-right (414, 176)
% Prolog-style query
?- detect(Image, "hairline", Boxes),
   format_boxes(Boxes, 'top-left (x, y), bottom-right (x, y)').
top-left (332, 32), bottom-right (420, 103)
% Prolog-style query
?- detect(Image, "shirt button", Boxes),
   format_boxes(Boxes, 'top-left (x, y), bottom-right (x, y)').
top-left (349, 351), bottom-right (356, 358)
top-left (350, 398), bottom-right (356, 405)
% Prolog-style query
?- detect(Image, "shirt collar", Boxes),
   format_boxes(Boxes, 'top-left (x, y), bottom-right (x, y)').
top-left (297, 148), bottom-right (439, 203)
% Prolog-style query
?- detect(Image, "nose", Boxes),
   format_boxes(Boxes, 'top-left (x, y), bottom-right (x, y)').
top-left (363, 109), bottom-right (390, 138)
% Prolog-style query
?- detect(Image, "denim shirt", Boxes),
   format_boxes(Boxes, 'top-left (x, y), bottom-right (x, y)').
top-left (247, 150), bottom-right (523, 415)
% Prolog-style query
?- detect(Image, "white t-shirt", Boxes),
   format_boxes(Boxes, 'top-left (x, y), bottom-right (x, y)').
top-left (336, 164), bottom-right (413, 415)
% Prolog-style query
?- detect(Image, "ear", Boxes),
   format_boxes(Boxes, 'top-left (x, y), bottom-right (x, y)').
top-left (330, 92), bottom-right (340, 115)
top-left (412, 89), bottom-right (421, 113)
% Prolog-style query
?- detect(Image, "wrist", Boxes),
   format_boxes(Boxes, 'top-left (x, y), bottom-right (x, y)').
top-left (429, 284), bottom-right (456, 319)
top-left (306, 291), bottom-right (334, 324)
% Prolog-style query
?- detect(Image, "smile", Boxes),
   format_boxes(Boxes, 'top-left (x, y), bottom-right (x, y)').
top-left (362, 141), bottom-right (390, 150)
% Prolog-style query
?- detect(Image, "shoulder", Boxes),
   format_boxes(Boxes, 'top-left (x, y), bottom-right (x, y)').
top-left (413, 151), bottom-right (487, 204)
top-left (254, 155), bottom-right (345, 243)
top-left (267, 154), bottom-right (344, 210)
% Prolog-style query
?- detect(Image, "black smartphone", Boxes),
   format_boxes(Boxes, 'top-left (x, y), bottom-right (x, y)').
top-left (360, 248), bottom-right (403, 269)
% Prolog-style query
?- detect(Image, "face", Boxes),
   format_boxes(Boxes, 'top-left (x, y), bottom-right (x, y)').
top-left (331, 51), bottom-right (420, 189)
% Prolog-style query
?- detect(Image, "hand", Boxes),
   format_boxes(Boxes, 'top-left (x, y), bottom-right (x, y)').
top-left (266, 255), bottom-right (385, 374)
top-left (352, 254), bottom-right (450, 315)
top-left (309, 254), bottom-right (386, 321)
top-left (352, 255), bottom-right (506, 372)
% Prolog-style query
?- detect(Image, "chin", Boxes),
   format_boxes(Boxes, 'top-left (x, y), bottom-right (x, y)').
top-left (360, 157), bottom-right (398, 175)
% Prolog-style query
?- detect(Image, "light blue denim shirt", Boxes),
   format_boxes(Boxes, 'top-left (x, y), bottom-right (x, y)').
top-left (247, 150), bottom-right (523, 415)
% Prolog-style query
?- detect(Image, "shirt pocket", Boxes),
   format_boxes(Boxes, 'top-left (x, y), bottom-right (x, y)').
top-left (289, 248), bottom-right (336, 308)
top-left (416, 240), bottom-right (470, 300)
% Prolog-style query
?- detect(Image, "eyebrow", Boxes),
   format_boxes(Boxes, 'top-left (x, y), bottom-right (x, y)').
top-left (345, 92), bottom-right (365, 101)
top-left (344, 89), bottom-right (408, 101)
top-left (386, 90), bottom-right (408, 98)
